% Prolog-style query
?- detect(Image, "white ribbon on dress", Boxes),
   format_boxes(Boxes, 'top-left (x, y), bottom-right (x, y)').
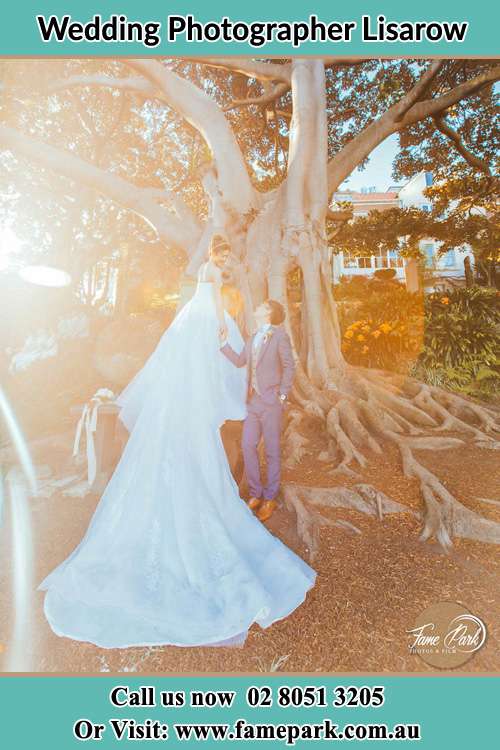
top-left (72, 388), bottom-right (115, 486)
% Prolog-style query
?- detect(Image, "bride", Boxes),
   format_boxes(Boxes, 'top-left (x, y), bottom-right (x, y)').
top-left (38, 236), bottom-right (316, 649)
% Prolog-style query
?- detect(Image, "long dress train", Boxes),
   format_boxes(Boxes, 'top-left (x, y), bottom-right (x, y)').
top-left (38, 280), bottom-right (316, 648)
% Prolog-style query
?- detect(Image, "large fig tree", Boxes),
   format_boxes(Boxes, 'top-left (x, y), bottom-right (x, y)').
top-left (1, 57), bottom-right (499, 554)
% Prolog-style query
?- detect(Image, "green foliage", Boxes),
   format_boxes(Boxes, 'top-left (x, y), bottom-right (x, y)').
top-left (410, 286), bottom-right (500, 401)
top-left (332, 206), bottom-right (434, 260)
top-left (374, 268), bottom-right (397, 281)
top-left (393, 63), bottom-right (499, 185)
top-left (412, 357), bottom-right (500, 402)
top-left (335, 276), bottom-right (423, 319)
top-left (336, 282), bottom-right (500, 400)
top-left (418, 286), bottom-right (499, 369)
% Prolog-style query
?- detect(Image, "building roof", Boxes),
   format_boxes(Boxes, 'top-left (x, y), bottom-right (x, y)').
top-left (332, 190), bottom-right (399, 202)
top-left (352, 192), bottom-right (399, 202)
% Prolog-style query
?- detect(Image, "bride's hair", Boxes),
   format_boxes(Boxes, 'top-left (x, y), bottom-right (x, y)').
top-left (209, 234), bottom-right (230, 259)
top-left (221, 284), bottom-right (243, 317)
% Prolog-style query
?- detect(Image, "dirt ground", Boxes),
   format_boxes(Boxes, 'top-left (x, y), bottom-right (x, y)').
top-left (0, 431), bottom-right (498, 674)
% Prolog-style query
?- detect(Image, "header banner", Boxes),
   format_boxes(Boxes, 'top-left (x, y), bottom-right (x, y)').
top-left (0, 1), bottom-right (497, 56)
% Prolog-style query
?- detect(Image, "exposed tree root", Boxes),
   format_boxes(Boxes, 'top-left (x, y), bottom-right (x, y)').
top-left (283, 365), bottom-right (500, 553)
top-left (283, 409), bottom-right (310, 468)
top-left (478, 498), bottom-right (500, 508)
top-left (282, 481), bottom-right (416, 561)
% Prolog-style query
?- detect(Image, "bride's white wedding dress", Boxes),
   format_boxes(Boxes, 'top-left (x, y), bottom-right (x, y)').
top-left (38, 276), bottom-right (316, 649)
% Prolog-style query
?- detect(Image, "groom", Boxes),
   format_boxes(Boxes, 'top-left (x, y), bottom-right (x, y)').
top-left (220, 300), bottom-right (295, 522)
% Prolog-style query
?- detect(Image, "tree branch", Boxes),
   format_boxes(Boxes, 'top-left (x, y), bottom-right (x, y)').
top-left (432, 114), bottom-right (492, 176)
top-left (191, 57), bottom-right (368, 81)
top-left (283, 59), bottom-right (317, 225)
top-left (327, 63), bottom-right (500, 195)
top-left (47, 74), bottom-right (158, 100)
top-left (141, 187), bottom-right (204, 229)
top-left (327, 62), bottom-right (445, 195)
top-left (327, 208), bottom-right (353, 222)
top-left (224, 81), bottom-right (290, 111)
top-left (43, 61), bottom-right (258, 216)
top-left (222, 58), bottom-right (370, 113)
top-left (398, 65), bottom-right (500, 127)
top-left (125, 59), bottom-right (257, 216)
top-left (0, 125), bottom-right (202, 255)
top-left (323, 57), bottom-right (372, 68)
top-left (186, 57), bottom-right (291, 83)
top-left (392, 60), bottom-right (445, 122)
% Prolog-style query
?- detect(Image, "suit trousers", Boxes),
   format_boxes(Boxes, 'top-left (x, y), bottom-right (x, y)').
top-left (242, 390), bottom-right (283, 501)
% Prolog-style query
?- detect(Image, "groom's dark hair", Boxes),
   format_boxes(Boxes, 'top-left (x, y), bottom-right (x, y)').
top-left (266, 299), bottom-right (286, 325)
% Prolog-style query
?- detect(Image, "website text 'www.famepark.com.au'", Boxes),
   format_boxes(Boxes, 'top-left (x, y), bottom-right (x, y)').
top-left (74, 718), bottom-right (421, 744)
top-left (176, 719), bottom-right (420, 743)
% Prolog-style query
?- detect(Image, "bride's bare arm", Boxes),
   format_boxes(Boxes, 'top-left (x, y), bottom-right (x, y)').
top-left (207, 262), bottom-right (227, 339)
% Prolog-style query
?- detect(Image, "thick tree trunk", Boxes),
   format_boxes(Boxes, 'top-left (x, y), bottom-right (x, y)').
top-left (2, 58), bottom-right (499, 553)
top-left (236, 60), bottom-right (500, 553)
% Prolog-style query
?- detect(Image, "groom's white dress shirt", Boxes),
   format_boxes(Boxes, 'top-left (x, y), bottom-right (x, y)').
top-left (250, 323), bottom-right (272, 396)
top-left (252, 323), bottom-right (272, 352)
top-left (220, 323), bottom-right (271, 350)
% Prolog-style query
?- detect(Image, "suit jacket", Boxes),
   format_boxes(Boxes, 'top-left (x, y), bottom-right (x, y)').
top-left (221, 325), bottom-right (295, 405)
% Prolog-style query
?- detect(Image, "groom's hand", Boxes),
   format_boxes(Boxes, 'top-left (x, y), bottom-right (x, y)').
top-left (219, 324), bottom-right (228, 344)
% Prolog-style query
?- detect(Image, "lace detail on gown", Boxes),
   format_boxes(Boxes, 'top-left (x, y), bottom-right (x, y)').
top-left (37, 278), bottom-right (316, 648)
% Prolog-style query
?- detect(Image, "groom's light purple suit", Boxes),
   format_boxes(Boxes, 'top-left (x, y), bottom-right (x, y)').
top-left (221, 325), bottom-right (295, 501)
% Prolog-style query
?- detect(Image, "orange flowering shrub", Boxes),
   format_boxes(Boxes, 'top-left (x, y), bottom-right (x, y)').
top-left (341, 317), bottom-right (419, 369)
top-left (337, 284), bottom-right (424, 370)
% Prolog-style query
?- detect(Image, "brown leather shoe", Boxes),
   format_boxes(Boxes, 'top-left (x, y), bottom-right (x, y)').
top-left (257, 500), bottom-right (277, 522)
top-left (247, 496), bottom-right (262, 511)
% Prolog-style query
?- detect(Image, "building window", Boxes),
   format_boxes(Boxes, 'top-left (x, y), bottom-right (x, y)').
top-left (440, 249), bottom-right (456, 268)
top-left (341, 253), bottom-right (372, 270)
top-left (358, 257), bottom-right (372, 268)
top-left (388, 250), bottom-right (404, 268)
top-left (342, 252), bottom-right (358, 269)
top-left (421, 242), bottom-right (435, 267)
top-left (342, 250), bottom-right (404, 271)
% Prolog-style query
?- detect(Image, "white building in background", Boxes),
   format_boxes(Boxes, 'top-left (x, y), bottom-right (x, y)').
top-left (331, 172), bottom-right (474, 288)
top-left (331, 185), bottom-right (405, 282)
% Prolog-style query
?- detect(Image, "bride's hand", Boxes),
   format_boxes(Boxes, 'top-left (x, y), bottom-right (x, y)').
top-left (219, 323), bottom-right (228, 342)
